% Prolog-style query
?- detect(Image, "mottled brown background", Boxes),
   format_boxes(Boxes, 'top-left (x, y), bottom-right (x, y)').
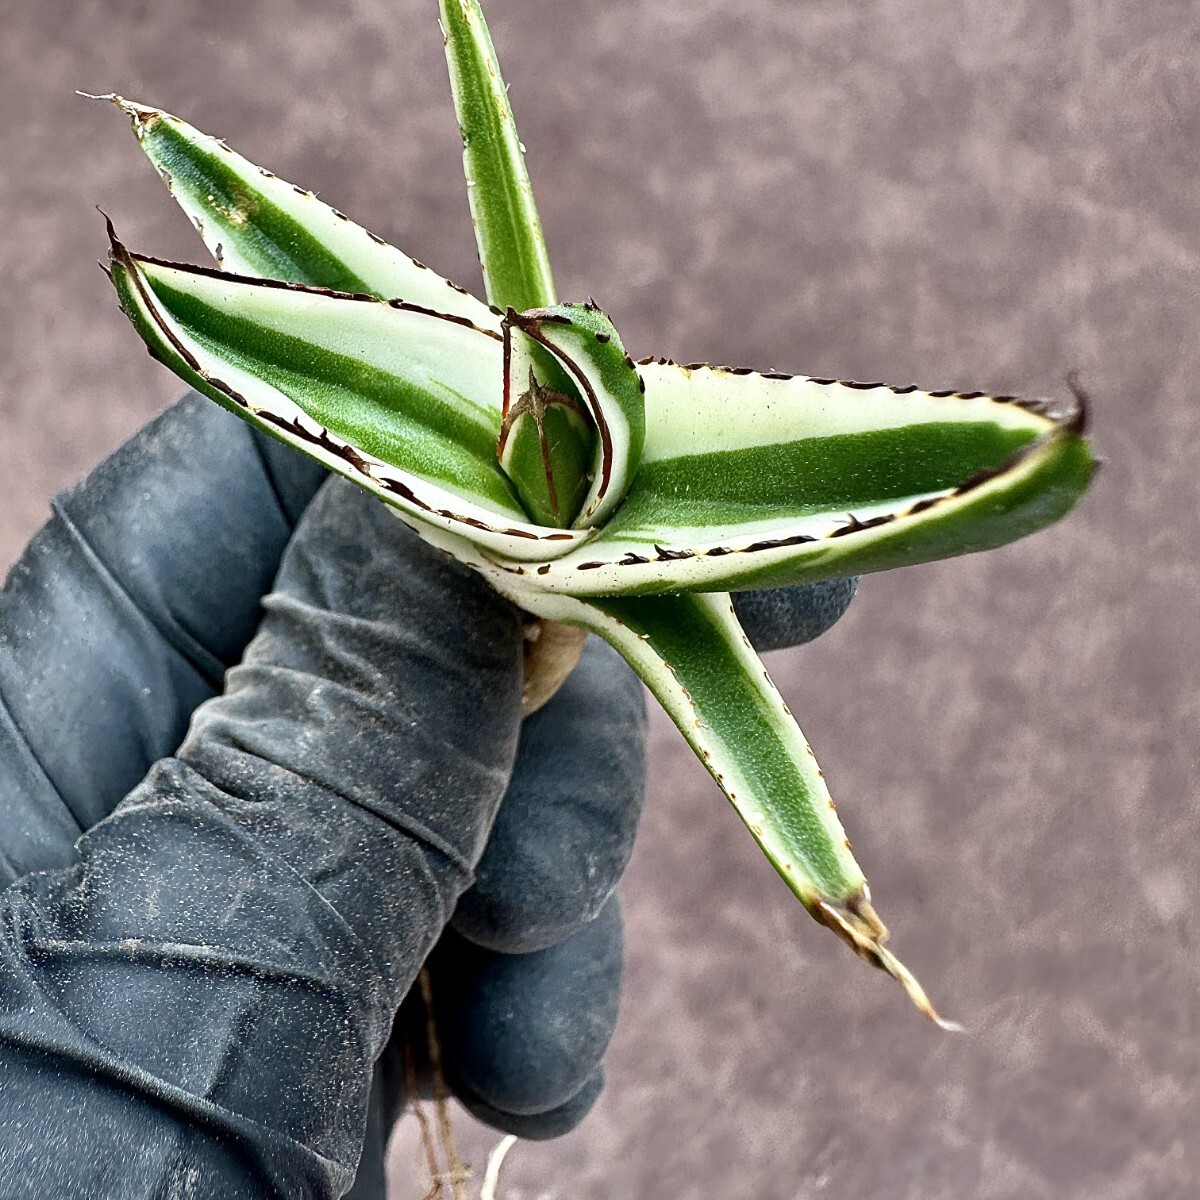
top-left (1, 1), bottom-right (1196, 1197)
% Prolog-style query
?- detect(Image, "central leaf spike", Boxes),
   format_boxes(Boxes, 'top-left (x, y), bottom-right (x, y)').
top-left (498, 363), bottom-right (592, 526)
top-left (500, 303), bottom-right (647, 529)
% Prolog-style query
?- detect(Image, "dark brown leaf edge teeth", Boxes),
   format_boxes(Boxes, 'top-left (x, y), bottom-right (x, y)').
top-left (102, 212), bottom-right (502, 339)
top-left (104, 216), bottom-right (586, 545)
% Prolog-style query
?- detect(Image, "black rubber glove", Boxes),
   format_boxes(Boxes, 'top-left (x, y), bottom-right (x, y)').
top-left (0, 394), bottom-right (855, 1198)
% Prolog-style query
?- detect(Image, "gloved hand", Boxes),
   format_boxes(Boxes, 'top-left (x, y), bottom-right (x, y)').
top-left (0, 393), bottom-right (856, 1199)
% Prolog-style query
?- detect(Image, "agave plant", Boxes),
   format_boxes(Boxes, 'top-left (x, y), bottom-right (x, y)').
top-left (92, 0), bottom-right (1093, 1026)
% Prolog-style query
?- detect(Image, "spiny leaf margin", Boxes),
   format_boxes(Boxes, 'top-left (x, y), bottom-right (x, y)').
top-left (505, 362), bottom-right (1093, 595)
top-left (90, 92), bottom-right (501, 325)
top-left (103, 222), bottom-right (592, 561)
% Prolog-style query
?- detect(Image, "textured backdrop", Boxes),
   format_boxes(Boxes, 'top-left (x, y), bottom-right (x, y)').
top-left (2, 2), bottom-right (1196, 1197)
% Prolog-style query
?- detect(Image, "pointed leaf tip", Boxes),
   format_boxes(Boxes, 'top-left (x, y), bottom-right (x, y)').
top-left (813, 893), bottom-right (962, 1030)
top-left (1064, 370), bottom-right (1091, 436)
top-left (80, 90), bottom-right (161, 135)
top-left (97, 207), bottom-right (125, 261)
top-left (104, 96), bottom-right (499, 322)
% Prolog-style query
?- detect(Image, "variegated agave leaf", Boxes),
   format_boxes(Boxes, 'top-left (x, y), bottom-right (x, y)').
top-left (93, 0), bottom-right (1094, 1027)
top-left (519, 361), bottom-right (1091, 595)
top-left (105, 230), bottom-right (588, 563)
top-left (85, 94), bottom-right (498, 323)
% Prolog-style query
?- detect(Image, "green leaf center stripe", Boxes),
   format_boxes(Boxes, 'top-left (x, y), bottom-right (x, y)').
top-left (604, 423), bottom-right (1039, 537)
top-left (502, 428), bottom-right (1091, 596)
top-left (531, 589), bottom-right (864, 901)
top-left (143, 115), bottom-right (377, 295)
top-left (191, 330), bottom-right (520, 513)
top-left (143, 271), bottom-right (524, 515)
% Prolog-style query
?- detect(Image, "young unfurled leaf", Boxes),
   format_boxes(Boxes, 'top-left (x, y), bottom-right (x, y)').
top-left (502, 305), bottom-right (647, 530)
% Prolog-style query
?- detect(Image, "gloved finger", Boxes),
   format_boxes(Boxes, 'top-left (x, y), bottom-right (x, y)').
top-left (0, 477), bottom-right (524, 1199)
top-left (373, 898), bottom-right (621, 1145)
top-left (390, 637), bottom-right (637, 1152)
top-left (456, 1069), bottom-right (605, 1142)
top-left (0, 393), bottom-right (326, 882)
top-left (452, 636), bottom-right (646, 954)
top-left (434, 896), bottom-right (622, 1134)
top-left (732, 576), bottom-right (859, 653)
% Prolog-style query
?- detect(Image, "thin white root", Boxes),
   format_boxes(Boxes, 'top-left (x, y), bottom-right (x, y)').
top-left (480, 1136), bottom-right (518, 1200)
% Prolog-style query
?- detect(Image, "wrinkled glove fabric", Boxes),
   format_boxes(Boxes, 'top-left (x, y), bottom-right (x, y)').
top-left (0, 398), bottom-right (635, 1197)
top-left (0, 477), bottom-right (526, 1197)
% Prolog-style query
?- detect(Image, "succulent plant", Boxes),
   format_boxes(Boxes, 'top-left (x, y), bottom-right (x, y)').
top-left (91, 0), bottom-right (1093, 1026)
